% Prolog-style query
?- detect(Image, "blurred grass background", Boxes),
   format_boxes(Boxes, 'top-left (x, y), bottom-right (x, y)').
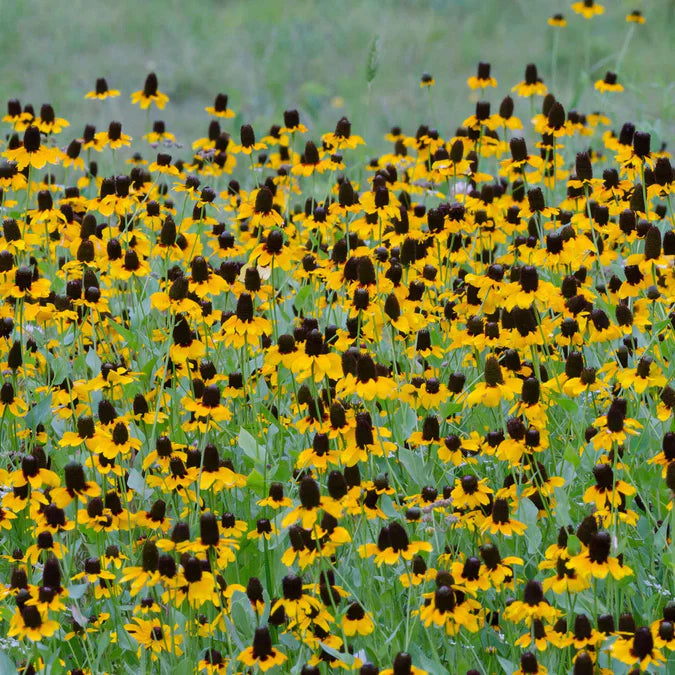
top-left (2, 0), bottom-right (673, 153)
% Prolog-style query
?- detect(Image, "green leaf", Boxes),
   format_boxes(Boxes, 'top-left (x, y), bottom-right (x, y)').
top-left (127, 468), bottom-right (151, 499)
top-left (567, 535), bottom-right (582, 556)
top-left (498, 657), bottom-right (516, 674)
top-left (365, 34), bottom-right (380, 84)
top-left (70, 602), bottom-right (89, 629)
top-left (238, 427), bottom-right (265, 465)
top-left (551, 394), bottom-right (579, 412)
top-left (380, 494), bottom-right (399, 518)
top-left (518, 498), bottom-right (541, 554)
top-left (67, 583), bottom-right (89, 600)
top-left (25, 393), bottom-right (52, 429)
top-left (85, 344), bottom-right (102, 372)
top-left (227, 595), bottom-right (253, 643)
top-left (293, 285), bottom-right (313, 315)
top-left (0, 650), bottom-right (16, 674)
top-left (278, 631), bottom-right (300, 652)
top-left (440, 401), bottom-right (463, 418)
top-left (554, 483), bottom-right (570, 524)
top-left (563, 444), bottom-right (581, 468)
top-left (107, 318), bottom-right (135, 344)
top-left (246, 469), bottom-right (266, 497)
top-left (398, 447), bottom-right (425, 487)
top-left (319, 641), bottom-right (354, 665)
top-left (94, 631), bottom-right (112, 663)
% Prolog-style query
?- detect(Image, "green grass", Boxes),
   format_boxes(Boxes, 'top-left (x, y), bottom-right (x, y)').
top-left (2, 0), bottom-right (673, 150)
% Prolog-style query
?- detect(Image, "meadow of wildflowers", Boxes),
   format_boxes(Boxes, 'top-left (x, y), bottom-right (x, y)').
top-left (0, 2), bottom-right (673, 674)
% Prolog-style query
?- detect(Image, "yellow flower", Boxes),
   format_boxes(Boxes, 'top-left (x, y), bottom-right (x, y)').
top-left (583, 463), bottom-right (635, 509)
top-left (85, 78), bottom-right (120, 100)
top-left (95, 121), bottom-right (132, 150)
top-left (571, 1), bottom-right (604, 19)
top-left (341, 602), bottom-right (374, 636)
top-left (548, 13), bottom-right (567, 27)
top-left (467, 62), bottom-right (497, 89)
top-left (568, 531), bottom-right (633, 580)
top-left (626, 10), bottom-right (645, 24)
top-left (3, 125), bottom-right (60, 170)
top-left (450, 475), bottom-right (493, 510)
top-left (420, 72), bottom-right (435, 87)
top-left (281, 476), bottom-right (342, 529)
top-left (238, 627), bottom-right (286, 672)
top-left (124, 618), bottom-right (183, 661)
top-left (322, 116), bottom-right (365, 150)
top-left (8, 606), bottom-right (60, 641)
top-left (465, 356), bottom-right (523, 408)
top-left (512, 64), bottom-right (547, 97)
top-left (480, 498), bottom-right (527, 537)
top-left (358, 522), bottom-right (432, 566)
top-left (612, 627), bottom-right (665, 670)
top-left (238, 186), bottom-right (285, 229)
top-left (130, 72), bottom-right (169, 109)
top-left (595, 72), bottom-right (623, 93)
top-left (502, 580), bottom-right (560, 625)
top-left (205, 92), bottom-right (235, 118)
top-left (381, 653), bottom-right (427, 675)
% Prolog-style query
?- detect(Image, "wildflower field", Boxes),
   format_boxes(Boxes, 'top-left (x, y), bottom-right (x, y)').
top-left (1, 1), bottom-right (674, 673)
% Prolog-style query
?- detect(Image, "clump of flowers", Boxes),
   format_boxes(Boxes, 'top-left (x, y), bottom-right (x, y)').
top-left (0, 5), bottom-right (672, 673)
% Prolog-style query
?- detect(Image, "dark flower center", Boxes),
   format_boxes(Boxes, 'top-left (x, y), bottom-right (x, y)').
top-left (334, 116), bottom-right (351, 139)
top-left (484, 356), bottom-right (504, 387)
top-left (392, 652), bottom-right (412, 675)
top-left (462, 557), bottom-right (481, 580)
top-left (235, 293), bottom-right (254, 322)
top-left (183, 556), bottom-right (203, 583)
top-left (422, 415), bottom-right (440, 442)
top-left (491, 498), bottom-right (510, 524)
top-left (256, 519), bottom-right (272, 535)
top-left (524, 64), bottom-right (540, 85)
top-left (388, 522), bottom-right (410, 551)
top-left (1, 381), bottom-right (15, 403)
top-left (23, 126), bottom-right (41, 153)
top-left (282, 574), bottom-right (303, 600)
top-left (346, 601), bottom-right (365, 620)
top-left (108, 121), bottom-right (122, 141)
top-left (520, 652), bottom-right (539, 674)
top-left (201, 384), bottom-right (221, 408)
top-left (37, 531), bottom-right (54, 549)
top-left (14, 266), bottom-right (33, 292)
top-left (632, 626), bottom-right (654, 658)
top-left (22, 605), bottom-right (43, 629)
top-left (593, 463), bottom-right (613, 490)
top-left (299, 477), bottom-right (321, 509)
top-left (112, 422), bottom-right (129, 445)
top-left (158, 553), bottom-right (176, 578)
top-left (64, 462), bottom-right (86, 491)
top-left (240, 124), bottom-right (255, 147)
top-left (633, 131), bottom-right (651, 158)
top-left (123, 250), bottom-right (140, 271)
top-left (510, 137), bottom-right (528, 163)
top-left (252, 626), bottom-right (274, 659)
top-left (435, 585), bottom-right (456, 613)
top-left (574, 614), bottom-right (592, 640)
top-left (355, 412), bottom-right (374, 448)
top-left (84, 557), bottom-right (101, 575)
top-left (588, 531), bottom-right (611, 564)
top-left (142, 73), bottom-right (159, 97)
